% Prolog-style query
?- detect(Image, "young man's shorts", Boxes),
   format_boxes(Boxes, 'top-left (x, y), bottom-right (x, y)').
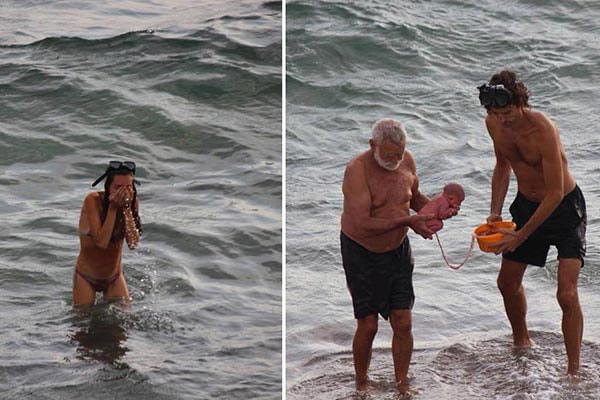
top-left (340, 231), bottom-right (414, 320)
top-left (503, 185), bottom-right (587, 267)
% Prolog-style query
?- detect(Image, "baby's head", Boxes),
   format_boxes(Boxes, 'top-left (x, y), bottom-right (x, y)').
top-left (443, 183), bottom-right (465, 207)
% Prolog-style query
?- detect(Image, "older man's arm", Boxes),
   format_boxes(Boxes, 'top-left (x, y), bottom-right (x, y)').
top-left (406, 151), bottom-right (430, 212)
top-left (409, 177), bottom-right (430, 212)
top-left (405, 151), bottom-right (433, 239)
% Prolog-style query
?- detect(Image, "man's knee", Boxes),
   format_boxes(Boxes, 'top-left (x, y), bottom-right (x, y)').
top-left (557, 287), bottom-right (579, 312)
top-left (389, 310), bottom-right (411, 335)
top-left (357, 314), bottom-right (378, 338)
top-left (497, 259), bottom-right (527, 297)
top-left (497, 275), bottom-right (521, 297)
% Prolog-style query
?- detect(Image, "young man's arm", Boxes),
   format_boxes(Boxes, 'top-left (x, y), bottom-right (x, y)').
top-left (487, 119), bottom-right (512, 224)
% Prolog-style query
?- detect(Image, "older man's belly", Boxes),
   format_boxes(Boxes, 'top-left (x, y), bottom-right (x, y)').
top-left (342, 202), bottom-right (410, 253)
top-left (356, 226), bottom-right (410, 253)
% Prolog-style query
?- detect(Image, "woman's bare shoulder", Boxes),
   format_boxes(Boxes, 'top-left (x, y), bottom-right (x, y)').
top-left (82, 192), bottom-right (104, 211)
top-left (84, 191), bottom-right (103, 200)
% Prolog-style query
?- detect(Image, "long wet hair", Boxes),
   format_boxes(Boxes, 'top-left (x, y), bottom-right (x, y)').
top-left (488, 70), bottom-right (530, 109)
top-left (100, 170), bottom-right (143, 236)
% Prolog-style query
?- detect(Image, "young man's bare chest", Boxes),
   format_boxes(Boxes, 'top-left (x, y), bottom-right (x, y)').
top-left (497, 129), bottom-right (542, 168)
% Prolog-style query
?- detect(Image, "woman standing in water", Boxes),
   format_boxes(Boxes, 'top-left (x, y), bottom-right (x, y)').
top-left (73, 161), bottom-right (142, 307)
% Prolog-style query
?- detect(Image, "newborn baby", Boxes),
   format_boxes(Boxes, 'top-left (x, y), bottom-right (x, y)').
top-left (418, 183), bottom-right (465, 233)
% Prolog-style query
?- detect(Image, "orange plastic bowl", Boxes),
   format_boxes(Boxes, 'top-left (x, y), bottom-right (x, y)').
top-left (473, 221), bottom-right (517, 253)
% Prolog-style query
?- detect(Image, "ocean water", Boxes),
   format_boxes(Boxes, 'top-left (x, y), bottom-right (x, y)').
top-left (0, 1), bottom-right (282, 399)
top-left (286, 1), bottom-right (600, 399)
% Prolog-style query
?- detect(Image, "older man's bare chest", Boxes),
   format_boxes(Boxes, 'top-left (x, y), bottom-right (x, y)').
top-left (367, 167), bottom-right (414, 210)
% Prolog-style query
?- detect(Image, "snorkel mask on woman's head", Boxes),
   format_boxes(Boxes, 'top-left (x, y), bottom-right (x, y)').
top-left (478, 83), bottom-right (513, 108)
top-left (92, 160), bottom-right (139, 187)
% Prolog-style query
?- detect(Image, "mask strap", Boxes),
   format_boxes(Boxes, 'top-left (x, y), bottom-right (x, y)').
top-left (92, 171), bottom-right (139, 187)
top-left (91, 172), bottom-right (107, 187)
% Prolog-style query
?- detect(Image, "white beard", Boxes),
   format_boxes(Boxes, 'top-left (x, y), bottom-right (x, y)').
top-left (374, 148), bottom-right (401, 171)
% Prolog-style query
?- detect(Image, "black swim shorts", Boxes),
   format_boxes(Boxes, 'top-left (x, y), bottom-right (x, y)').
top-left (340, 231), bottom-right (414, 320)
top-left (503, 185), bottom-right (587, 267)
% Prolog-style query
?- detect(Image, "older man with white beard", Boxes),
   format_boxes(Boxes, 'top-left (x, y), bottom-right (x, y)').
top-left (340, 118), bottom-right (437, 392)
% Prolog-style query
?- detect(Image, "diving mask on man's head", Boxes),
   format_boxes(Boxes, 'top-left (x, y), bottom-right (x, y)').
top-left (478, 83), bottom-right (513, 108)
top-left (92, 160), bottom-right (139, 187)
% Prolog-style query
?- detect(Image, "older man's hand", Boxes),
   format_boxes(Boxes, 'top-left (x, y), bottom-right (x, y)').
top-left (409, 214), bottom-right (434, 240)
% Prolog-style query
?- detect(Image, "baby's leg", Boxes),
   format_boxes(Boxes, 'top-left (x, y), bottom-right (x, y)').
top-left (426, 219), bottom-right (443, 232)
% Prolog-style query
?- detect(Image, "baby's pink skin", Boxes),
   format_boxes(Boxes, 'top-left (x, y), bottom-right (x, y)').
top-left (418, 185), bottom-right (464, 233)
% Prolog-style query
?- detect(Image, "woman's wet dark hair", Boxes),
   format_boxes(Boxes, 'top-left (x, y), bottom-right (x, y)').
top-left (101, 170), bottom-right (143, 238)
top-left (488, 70), bottom-right (530, 109)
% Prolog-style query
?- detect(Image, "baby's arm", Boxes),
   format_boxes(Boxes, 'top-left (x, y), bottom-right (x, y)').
top-left (437, 201), bottom-right (455, 220)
